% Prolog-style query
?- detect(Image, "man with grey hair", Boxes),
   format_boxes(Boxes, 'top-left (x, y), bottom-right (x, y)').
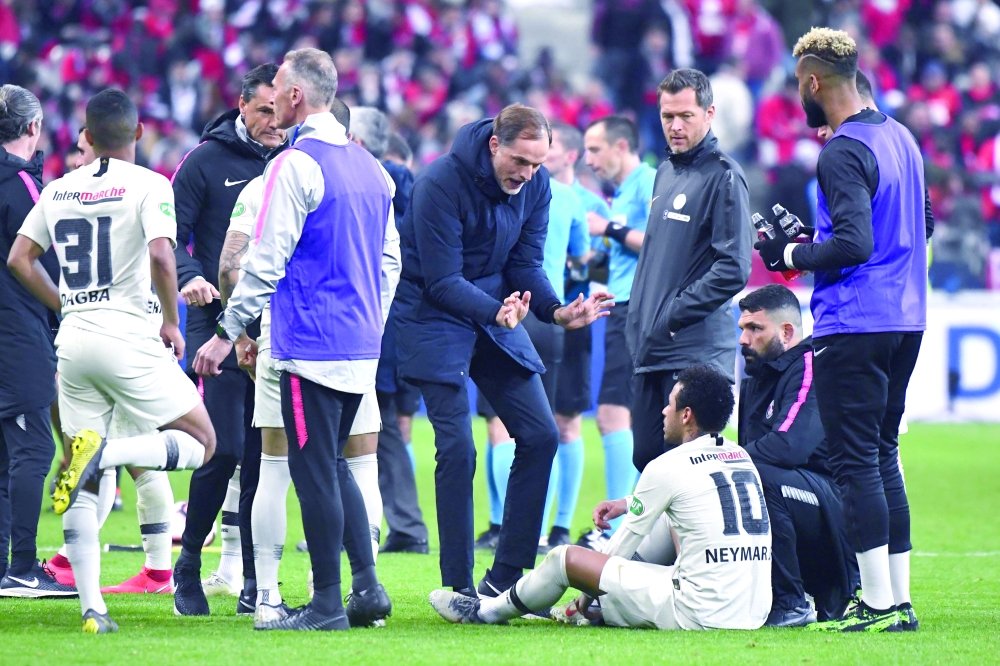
top-left (0, 85), bottom-right (76, 598)
top-left (194, 47), bottom-right (399, 631)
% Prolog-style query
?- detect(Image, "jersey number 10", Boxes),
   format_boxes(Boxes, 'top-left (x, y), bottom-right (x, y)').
top-left (55, 217), bottom-right (113, 290)
top-left (709, 471), bottom-right (770, 536)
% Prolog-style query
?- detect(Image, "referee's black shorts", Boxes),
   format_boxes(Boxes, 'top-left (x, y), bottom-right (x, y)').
top-left (478, 311), bottom-right (563, 418)
top-left (597, 300), bottom-right (633, 409)
top-left (555, 325), bottom-right (592, 415)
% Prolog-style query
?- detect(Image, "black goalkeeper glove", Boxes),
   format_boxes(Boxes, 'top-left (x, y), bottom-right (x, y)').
top-left (754, 224), bottom-right (793, 272)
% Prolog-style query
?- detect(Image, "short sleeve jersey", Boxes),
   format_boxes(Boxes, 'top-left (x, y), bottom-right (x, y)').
top-left (18, 157), bottom-right (176, 336)
top-left (607, 162), bottom-right (656, 303)
top-left (621, 434), bottom-right (772, 629)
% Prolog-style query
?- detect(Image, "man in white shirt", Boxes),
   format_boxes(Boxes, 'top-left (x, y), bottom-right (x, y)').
top-left (429, 365), bottom-right (772, 630)
top-left (193, 48), bottom-right (399, 632)
top-left (8, 89), bottom-right (216, 634)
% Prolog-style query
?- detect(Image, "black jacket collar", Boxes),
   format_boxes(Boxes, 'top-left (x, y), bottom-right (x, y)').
top-left (200, 109), bottom-right (268, 160)
top-left (0, 147), bottom-right (43, 184)
top-left (666, 129), bottom-right (718, 167)
top-left (763, 337), bottom-right (813, 374)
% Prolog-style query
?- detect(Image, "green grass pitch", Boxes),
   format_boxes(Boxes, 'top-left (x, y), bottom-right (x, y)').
top-left (1, 421), bottom-right (998, 665)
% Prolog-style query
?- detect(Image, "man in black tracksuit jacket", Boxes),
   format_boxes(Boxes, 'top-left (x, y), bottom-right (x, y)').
top-left (736, 285), bottom-right (859, 626)
top-left (625, 69), bottom-right (752, 472)
top-left (171, 64), bottom-right (285, 614)
top-left (0, 124), bottom-right (74, 595)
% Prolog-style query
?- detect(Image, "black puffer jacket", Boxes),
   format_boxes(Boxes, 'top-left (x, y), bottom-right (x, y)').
top-left (625, 131), bottom-right (752, 380)
top-left (0, 148), bottom-right (58, 418)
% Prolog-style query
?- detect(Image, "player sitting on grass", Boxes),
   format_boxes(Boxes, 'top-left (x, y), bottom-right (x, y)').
top-left (429, 365), bottom-right (772, 630)
top-left (8, 89), bottom-right (216, 634)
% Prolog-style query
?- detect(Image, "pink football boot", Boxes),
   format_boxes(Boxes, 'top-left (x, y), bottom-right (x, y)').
top-left (101, 567), bottom-right (173, 594)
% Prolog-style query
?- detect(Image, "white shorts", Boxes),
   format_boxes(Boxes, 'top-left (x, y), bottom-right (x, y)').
top-left (253, 322), bottom-right (380, 435)
top-left (598, 558), bottom-right (697, 630)
top-left (56, 325), bottom-right (200, 438)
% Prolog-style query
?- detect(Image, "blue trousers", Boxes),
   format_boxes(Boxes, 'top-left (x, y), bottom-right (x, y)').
top-left (418, 333), bottom-right (558, 589)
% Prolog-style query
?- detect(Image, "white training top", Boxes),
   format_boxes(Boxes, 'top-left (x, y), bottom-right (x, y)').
top-left (19, 157), bottom-right (176, 338)
top-left (605, 434), bottom-right (773, 630)
top-left (226, 175), bottom-right (269, 329)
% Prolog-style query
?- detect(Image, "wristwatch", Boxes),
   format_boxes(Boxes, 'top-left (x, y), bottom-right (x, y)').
top-left (215, 322), bottom-right (231, 341)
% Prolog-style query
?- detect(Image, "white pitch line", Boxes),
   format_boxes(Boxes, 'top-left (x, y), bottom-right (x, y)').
top-left (913, 551), bottom-right (1000, 557)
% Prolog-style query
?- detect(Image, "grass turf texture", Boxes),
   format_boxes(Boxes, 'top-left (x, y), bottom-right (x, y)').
top-left (1, 421), bottom-right (998, 665)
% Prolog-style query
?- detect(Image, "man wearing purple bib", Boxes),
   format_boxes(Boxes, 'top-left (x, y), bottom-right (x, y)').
top-left (756, 28), bottom-right (928, 633)
top-left (195, 48), bottom-right (400, 631)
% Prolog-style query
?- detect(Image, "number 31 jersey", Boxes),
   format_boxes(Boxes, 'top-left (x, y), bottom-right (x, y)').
top-left (18, 157), bottom-right (177, 336)
top-left (620, 434), bottom-right (772, 629)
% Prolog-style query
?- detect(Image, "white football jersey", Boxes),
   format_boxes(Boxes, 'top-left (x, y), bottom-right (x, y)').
top-left (18, 157), bottom-right (176, 337)
top-left (226, 175), bottom-right (269, 327)
top-left (619, 434), bottom-right (772, 629)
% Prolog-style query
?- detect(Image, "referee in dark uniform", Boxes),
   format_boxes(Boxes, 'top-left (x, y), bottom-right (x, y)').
top-left (756, 28), bottom-right (927, 633)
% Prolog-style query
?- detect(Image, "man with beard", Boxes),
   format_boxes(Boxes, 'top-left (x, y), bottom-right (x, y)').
top-left (737, 285), bottom-right (859, 628)
top-left (755, 28), bottom-right (927, 632)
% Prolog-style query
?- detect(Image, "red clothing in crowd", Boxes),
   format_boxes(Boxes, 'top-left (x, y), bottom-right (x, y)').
top-left (860, 0), bottom-right (911, 49)
top-left (975, 135), bottom-right (1000, 222)
top-left (756, 93), bottom-right (809, 165)
top-left (907, 82), bottom-right (963, 127)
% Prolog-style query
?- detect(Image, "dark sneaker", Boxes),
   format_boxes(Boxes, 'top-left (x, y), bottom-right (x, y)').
top-left (473, 525), bottom-right (500, 550)
top-left (255, 603), bottom-right (350, 631)
top-left (0, 561), bottom-right (78, 598)
top-left (575, 528), bottom-right (609, 553)
top-left (547, 527), bottom-right (571, 550)
top-left (52, 430), bottom-right (106, 515)
top-left (82, 608), bottom-right (118, 634)
top-left (237, 585), bottom-right (257, 616)
top-left (809, 600), bottom-right (901, 633)
top-left (429, 589), bottom-right (487, 624)
top-left (898, 602), bottom-right (919, 631)
top-left (379, 533), bottom-right (430, 554)
top-left (173, 563), bottom-right (209, 616)
top-left (345, 583), bottom-right (392, 627)
top-left (765, 604), bottom-right (817, 627)
top-left (477, 569), bottom-right (548, 621)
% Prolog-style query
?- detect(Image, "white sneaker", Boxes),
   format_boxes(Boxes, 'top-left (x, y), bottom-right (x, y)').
top-left (254, 601), bottom-right (290, 623)
top-left (201, 571), bottom-right (240, 597)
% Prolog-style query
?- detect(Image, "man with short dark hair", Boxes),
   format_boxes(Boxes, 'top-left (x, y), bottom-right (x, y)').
top-left (579, 114), bottom-right (656, 548)
top-left (395, 103), bottom-right (613, 597)
top-left (428, 364), bottom-right (771, 631)
top-left (627, 67), bottom-right (752, 475)
top-left (737, 285), bottom-right (859, 627)
top-left (755, 28), bottom-right (927, 632)
top-left (170, 62), bottom-right (285, 616)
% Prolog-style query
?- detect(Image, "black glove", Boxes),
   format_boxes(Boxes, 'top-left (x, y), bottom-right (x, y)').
top-left (754, 224), bottom-right (792, 272)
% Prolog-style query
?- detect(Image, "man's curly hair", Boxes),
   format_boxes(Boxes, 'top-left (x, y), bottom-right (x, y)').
top-left (675, 366), bottom-right (735, 434)
top-left (793, 27), bottom-right (858, 78)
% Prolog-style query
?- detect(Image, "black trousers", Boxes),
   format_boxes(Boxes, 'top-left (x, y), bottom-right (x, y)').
top-left (180, 367), bottom-right (258, 580)
top-left (418, 333), bottom-right (558, 589)
top-left (376, 390), bottom-right (428, 542)
top-left (0, 407), bottom-right (55, 574)
top-left (631, 370), bottom-right (679, 472)
top-left (812, 332), bottom-right (921, 554)
top-left (280, 373), bottom-right (373, 595)
top-left (757, 463), bottom-right (859, 620)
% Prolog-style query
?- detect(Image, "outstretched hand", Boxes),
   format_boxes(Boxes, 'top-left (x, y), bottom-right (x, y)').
top-left (554, 292), bottom-right (615, 330)
top-left (495, 291), bottom-right (531, 330)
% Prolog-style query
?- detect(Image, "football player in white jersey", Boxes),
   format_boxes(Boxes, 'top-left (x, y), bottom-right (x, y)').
top-left (429, 365), bottom-right (772, 630)
top-left (8, 89), bottom-right (216, 634)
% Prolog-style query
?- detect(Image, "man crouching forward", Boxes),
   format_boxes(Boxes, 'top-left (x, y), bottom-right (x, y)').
top-left (429, 365), bottom-right (772, 630)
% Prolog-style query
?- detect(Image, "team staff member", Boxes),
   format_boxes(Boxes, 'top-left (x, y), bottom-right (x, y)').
top-left (196, 48), bottom-right (397, 631)
top-left (395, 105), bottom-right (612, 598)
top-left (627, 68), bottom-right (752, 473)
top-left (582, 115), bottom-right (655, 543)
top-left (0, 85), bottom-right (75, 597)
top-left (171, 64), bottom-right (285, 615)
top-left (756, 28), bottom-right (926, 632)
top-left (737, 285), bottom-right (859, 627)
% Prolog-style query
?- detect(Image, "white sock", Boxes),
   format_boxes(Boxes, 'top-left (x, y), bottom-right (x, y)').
top-left (63, 490), bottom-right (106, 615)
top-left (254, 454), bottom-right (291, 607)
top-left (96, 468), bottom-right (117, 530)
top-left (134, 471), bottom-right (173, 571)
top-left (478, 545), bottom-right (570, 623)
top-left (346, 453), bottom-right (382, 562)
top-left (216, 466), bottom-right (242, 585)
top-left (889, 551), bottom-right (911, 606)
top-left (99, 430), bottom-right (205, 471)
top-left (857, 545), bottom-right (895, 610)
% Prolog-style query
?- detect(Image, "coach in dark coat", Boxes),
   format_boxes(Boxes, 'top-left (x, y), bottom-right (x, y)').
top-left (395, 106), bottom-right (611, 594)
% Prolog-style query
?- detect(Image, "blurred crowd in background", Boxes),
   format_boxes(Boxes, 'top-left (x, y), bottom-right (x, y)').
top-left (2, 0), bottom-right (1000, 290)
